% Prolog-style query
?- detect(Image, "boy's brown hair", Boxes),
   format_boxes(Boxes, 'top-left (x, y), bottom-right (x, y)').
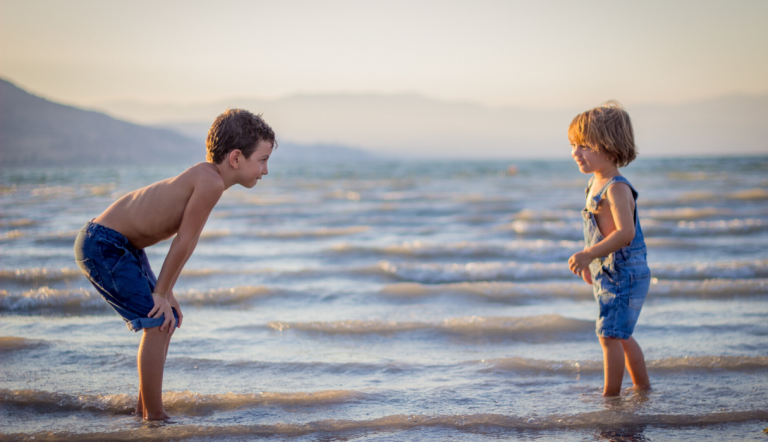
top-left (568, 101), bottom-right (636, 167)
top-left (206, 109), bottom-right (277, 164)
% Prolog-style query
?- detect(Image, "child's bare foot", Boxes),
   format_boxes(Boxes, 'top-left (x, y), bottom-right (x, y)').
top-left (143, 409), bottom-right (171, 420)
top-left (627, 384), bottom-right (652, 392)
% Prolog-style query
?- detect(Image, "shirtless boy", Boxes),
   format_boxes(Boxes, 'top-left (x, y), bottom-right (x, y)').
top-left (74, 109), bottom-right (276, 419)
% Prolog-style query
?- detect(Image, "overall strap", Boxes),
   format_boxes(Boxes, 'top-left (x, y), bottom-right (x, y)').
top-left (586, 176), bottom-right (638, 215)
top-left (584, 176), bottom-right (596, 199)
top-left (593, 176), bottom-right (637, 203)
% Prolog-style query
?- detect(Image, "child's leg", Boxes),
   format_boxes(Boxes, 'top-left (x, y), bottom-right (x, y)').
top-left (599, 337), bottom-right (625, 396)
top-left (621, 336), bottom-right (651, 390)
top-left (135, 327), bottom-right (175, 416)
top-left (137, 326), bottom-right (173, 420)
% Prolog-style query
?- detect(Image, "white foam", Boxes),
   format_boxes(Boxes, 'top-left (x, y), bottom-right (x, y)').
top-left (268, 314), bottom-right (593, 336)
top-left (334, 239), bottom-right (581, 260)
top-left (377, 260), bottom-right (572, 283)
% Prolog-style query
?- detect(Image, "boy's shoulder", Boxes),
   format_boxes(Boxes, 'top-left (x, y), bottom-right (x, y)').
top-left (179, 162), bottom-right (226, 193)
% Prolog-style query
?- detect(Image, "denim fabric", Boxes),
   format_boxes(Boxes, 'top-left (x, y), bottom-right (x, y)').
top-left (583, 176), bottom-right (650, 340)
top-left (74, 221), bottom-right (178, 332)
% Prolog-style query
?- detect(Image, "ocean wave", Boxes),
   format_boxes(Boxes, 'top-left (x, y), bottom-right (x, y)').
top-left (0, 285), bottom-right (273, 312)
top-left (650, 260), bottom-right (768, 280)
top-left (380, 281), bottom-right (591, 299)
top-left (728, 188), bottom-right (768, 200)
top-left (268, 314), bottom-right (593, 336)
top-left (249, 226), bottom-right (370, 238)
top-left (513, 209), bottom-right (582, 221)
top-left (0, 267), bottom-right (83, 283)
top-left (377, 260), bottom-right (574, 283)
top-left (650, 278), bottom-right (768, 296)
top-left (374, 259), bottom-right (768, 284)
top-left (332, 239), bottom-right (581, 260)
top-left (0, 388), bottom-right (365, 415)
top-left (641, 207), bottom-right (729, 221)
top-left (482, 355), bottom-right (768, 374)
top-left (5, 410), bottom-right (768, 441)
top-left (379, 279), bottom-right (768, 300)
top-left (0, 218), bottom-right (37, 228)
top-left (499, 220), bottom-right (583, 239)
top-left (670, 218), bottom-right (768, 235)
top-left (0, 336), bottom-right (47, 352)
top-left (0, 287), bottom-right (106, 311)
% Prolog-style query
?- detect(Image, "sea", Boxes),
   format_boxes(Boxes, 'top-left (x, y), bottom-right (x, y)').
top-left (1, 156), bottom-right (767, 441)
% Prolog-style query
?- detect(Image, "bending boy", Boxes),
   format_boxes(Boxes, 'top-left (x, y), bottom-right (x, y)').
top-left (74, 109), bottom-right (276, 419)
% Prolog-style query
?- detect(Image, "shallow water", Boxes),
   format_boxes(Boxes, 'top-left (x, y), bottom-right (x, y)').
top-left (2, 157), bottom-right (768, 441)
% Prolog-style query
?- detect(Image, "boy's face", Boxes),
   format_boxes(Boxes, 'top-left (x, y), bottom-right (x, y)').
top-left (240, 140), bottom-right (273, 188)
top-left (570, 141), bottom-right (615, 175)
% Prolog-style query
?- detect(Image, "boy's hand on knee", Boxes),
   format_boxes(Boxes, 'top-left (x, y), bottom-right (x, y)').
top-left (149, 293), bottom-right (176, 332)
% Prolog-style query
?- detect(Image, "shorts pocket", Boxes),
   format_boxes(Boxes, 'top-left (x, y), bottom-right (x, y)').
top-left (98, 239), bottom-right (128, 273)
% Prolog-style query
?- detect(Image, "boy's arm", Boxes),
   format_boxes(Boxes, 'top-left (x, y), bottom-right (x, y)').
top-left (150, 178), bottom-right (224, 331)
top-left (569, 183), bottom-right (636, 276)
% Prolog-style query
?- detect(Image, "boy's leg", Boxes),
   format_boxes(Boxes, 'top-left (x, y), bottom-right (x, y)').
top-left (599, 337), bottom-right (625, 396)
top-left (621, 336), bottom-right (651, 390)
top-left (137, 326), bottom-right (172, 420)
top-left (135, 327), bottom-right (174, 416)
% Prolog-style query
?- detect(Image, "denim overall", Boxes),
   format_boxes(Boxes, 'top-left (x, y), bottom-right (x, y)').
top-left (583, 175), bottom-right (651, 340)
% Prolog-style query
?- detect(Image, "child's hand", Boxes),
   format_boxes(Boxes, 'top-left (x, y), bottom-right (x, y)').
top-left (581, 267), bottom-right (592, 285)
top-left (167, 291), bottom-right (183, 328)
top-left (568, 251), bottom-right (593, 277)
top-left (149, 293), bottom-right (176, 333)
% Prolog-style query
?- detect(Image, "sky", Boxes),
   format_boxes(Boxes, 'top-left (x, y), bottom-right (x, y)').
top-left (1, 0), bottom-right (767, 111)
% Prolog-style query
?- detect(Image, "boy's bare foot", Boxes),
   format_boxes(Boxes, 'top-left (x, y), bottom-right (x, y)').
top-left (627, 384), bottom-right (652, 392)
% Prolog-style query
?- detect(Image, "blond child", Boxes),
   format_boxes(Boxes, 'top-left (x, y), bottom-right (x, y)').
top-left (74, 109), bottom-right (276, 419)
top-left (567, 101), bottom-right (651, 396)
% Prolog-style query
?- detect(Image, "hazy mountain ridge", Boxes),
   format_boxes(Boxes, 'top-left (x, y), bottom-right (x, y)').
top-left (0, 79), bottom-right (378, 166)
top-left (96, 93), bottom-right (768, 158)
top-left (0, 79), bottom-right (200, 166)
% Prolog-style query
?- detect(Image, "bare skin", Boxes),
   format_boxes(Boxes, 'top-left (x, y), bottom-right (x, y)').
top-left (94, 141), bottom-right (273, 419)
top-left (568, 141), bottom-right (651, 397)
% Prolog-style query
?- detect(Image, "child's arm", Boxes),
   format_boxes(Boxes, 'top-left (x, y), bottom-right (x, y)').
top-left (163, 236), bottom-right (199, 328)
top-left (569, 183), bottom-right (636, 277)
top-left (149, 179), bottom-right (224, 331)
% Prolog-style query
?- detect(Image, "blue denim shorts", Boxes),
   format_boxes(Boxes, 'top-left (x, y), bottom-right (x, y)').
top-left (591, 263), bottom-right (651, 340)
top-left (74, 221), bottom-right (178, 332)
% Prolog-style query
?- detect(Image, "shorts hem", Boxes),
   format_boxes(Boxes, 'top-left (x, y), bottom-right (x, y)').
top-left (126, 316), bottom-right (179, 332)
top-left (596, 329), bottom-right (631, 340)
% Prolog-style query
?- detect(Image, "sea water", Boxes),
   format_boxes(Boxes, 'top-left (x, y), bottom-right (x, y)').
top-left (1, 157), bottom-right (767, 441)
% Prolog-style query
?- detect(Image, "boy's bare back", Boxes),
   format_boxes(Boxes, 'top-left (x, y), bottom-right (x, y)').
top-left (94, 162), bottom-right (224, 250)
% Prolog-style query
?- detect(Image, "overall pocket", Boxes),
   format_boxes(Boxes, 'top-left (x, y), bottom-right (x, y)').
top-left (628, 269), bottom-right (651, 310)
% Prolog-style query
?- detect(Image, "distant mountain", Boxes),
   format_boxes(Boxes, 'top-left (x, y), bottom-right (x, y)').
top-left (0, 79), bottom-right (380, 166)
top-left (96, 93), bottom-right (768, 158)
top-left (0, 78), bottom-right (202, 166)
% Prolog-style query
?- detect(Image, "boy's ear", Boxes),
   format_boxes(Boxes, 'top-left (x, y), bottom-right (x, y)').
top-left (228, 150), bottom-right (242, 169)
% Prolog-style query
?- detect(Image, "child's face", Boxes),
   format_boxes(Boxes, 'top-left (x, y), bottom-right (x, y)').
top-left (570, 141), bottom-right (615, 175)
top-left (240, 140), bottom-right (273, 188)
